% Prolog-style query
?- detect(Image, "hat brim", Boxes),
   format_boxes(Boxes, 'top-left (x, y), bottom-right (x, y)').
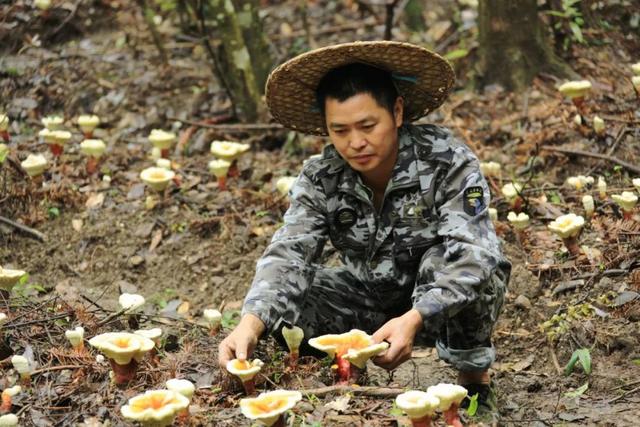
top-left (265, 41), bottom-right (455, 136)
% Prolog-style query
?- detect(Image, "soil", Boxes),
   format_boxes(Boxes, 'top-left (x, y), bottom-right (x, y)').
top-left (1, 1), bottom-right (640, 426)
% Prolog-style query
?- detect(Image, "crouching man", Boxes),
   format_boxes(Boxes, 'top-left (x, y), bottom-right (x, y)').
top-left (218, 41), bottom-right (511, 416)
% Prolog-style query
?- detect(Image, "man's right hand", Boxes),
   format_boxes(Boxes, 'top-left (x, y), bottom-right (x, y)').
top-left (218, 313), bottom-right (266, 368)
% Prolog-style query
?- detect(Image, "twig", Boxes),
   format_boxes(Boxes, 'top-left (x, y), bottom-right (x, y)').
top-left (300, 385), bottom-right (405, 398)
top-left (541, 146), bottom-right (640, 174)
top-left (547, 343), bottom-right (562, 376)
top-left (5, 312), bottom-right (72, 329)
top-left (0, 215), bottom-right (46, 242)
top-left (95, 308), bottom-right (128, 326)
top-left (51, 0), bottom-right (81, 36)
top-left (607, 385), bottom-right (640, 404)
top-left (166, 118), bottom-right (283, 131)
top-left (32, 365), bottom-right (83, 376)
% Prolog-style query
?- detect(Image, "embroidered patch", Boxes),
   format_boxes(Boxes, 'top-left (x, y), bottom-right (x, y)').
top-left (463, 186), bottom-right (485, 216)
top-left (334, 208), bottom-right (357, 229)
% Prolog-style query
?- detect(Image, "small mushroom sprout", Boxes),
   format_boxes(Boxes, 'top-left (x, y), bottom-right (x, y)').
top-left (77, 115), bottom-right (100, 138)
top-left (20, 154), bottom-right (48, 178)
top-left (226, 358), bottom-right (264, 395)
top-left (41, 115), bottom-right (64, 130)
top-left (611, 191), bottom-right (638, 220)
top-left (308, 329), bottom-right (388, 384)
top-left (0, 414), bottom-right (18, 426)
top-left (281, 325), bottom-right (304, 367)
top-left (548, 213), bottom-right (585, 256)
top-left (80, 139), bottom-right (106, 175)
top-left (0, 266), bottom-right (27, 295)
top-left (10, 356), bottom-right (31, 385)
top-left (1, 386), bottom-right (21, 413)
top-left (597, 176), bottom-right (607, 199)
top-left (88, 332), bottom-right (155, 384)
top-left (140, 167), bottom-right (175, 192)
top-left (203, 309), bottom-right (222, 335)
top-left (121, 389), bottom-right (190, 427)
top-left (148, 129), bottom-right (176, 159)
top-left (479, 161), bottom-right (501, 178)
top-left (593, 116), bottom-right (605, 136)
top-left (47, 130), bottom-right (72, 157)
top-left (566, 175), bottom-right (594, 191)
top-left (208, 159), bottom-right (231, 190)
top-left (275, 176), bottom-right (297, 197)
top-left (395, 390), bottom-right (440, 427)
top-left (632, 178), bottom-right (640, 194)
top-left (240, 390), bottom-right (302, 427)
top-left (0, 115), bottom-right (9, 142)
top-left (558, 80), bottom-right (592, 110)
top-left (501, 182), bottom-right (523, 210)
top-left (65, 326), bottom-right (85, 353)
top-left (210, 140), bottom-right (250, 177)
top-left (426, 383), bottom-right (468, 427)
top-left (582, 195), bottom-right (595, 219)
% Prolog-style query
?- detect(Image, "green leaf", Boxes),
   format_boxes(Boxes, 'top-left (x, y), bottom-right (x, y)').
top-left (564, 382), bottom-right (589, 398)
top-left (47, 207), bottom-right (60, 219)
top-left (444, 49), bottom-right (469, 61)
top-left (466, 393), bottom-right (479, 416)
top-left (632, 359), bottom-right (640, 366)
top-left (221, 310), bottom-right (241, 329)
top-left (564, 348), bottom-right (592, 375)
top-left (569, 22), bottom-right (584, 43)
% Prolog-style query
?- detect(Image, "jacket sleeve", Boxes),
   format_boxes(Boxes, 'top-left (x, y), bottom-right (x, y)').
top-left (411, 144), bottom-right (510, 335)
top-left (242, 170), bottom-right (329, 334)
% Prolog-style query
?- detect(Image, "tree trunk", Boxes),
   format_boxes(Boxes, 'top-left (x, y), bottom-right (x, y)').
top-left (208, 0), bottom-right (272, 122)
top-left (478, 0), bottom-right (576, 91)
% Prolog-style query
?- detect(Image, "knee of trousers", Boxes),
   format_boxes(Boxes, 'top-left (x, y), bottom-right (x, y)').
top-left (435, 340), bottom-right (496, 372)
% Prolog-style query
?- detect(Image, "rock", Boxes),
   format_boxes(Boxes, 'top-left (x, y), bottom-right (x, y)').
top-left (509, 264), bottom-right (541, 298)
top-left (514, 295), bottom-right (532, 310)
top-left (128, 255), bottom-right (145, 267)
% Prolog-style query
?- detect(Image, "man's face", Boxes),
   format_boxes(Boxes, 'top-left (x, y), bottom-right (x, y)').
top-left (325, 93), bottom-right (403, 176)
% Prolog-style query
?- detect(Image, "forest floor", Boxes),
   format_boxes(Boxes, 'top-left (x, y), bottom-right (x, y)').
top-left (1, 0), bottom-right (640, 426)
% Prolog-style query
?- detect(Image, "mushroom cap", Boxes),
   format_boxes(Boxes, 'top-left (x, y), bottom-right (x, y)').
top-left (507, 211), bottom-right (529, 230)
top-left (65, 326), bottom-right (85, 346)
top-left (77, 114), bottom-right (100, 131)
top-left (426, 383), bottom-right (468, 412)
top-left (611, 191), bottom-right (638, 211)
top-left (632, 62), bottom-right (640, 75)
top-left (0, 312), bottom-right (7, 325)
top-left (156, 158), bottom-right (172, 170)
top-left (275, 176), bottom-right (297, 197)
top-left (203, 309), bottom-right (222, 324)
top-left (342, 341), bottom-right (389, 369)
top-left (148, 129), bottom-right (176, 149)
top-left (207, 159), bottom-right (231, 178)
top-left (558, 80), bottom-right (592, 99)
top-left (281, 325), bottom-right (304, 353)
top-left (2, 385), bottom-right (22, 398)
top-left (41, 115), bottom-right (64, 130)
top-left (10, 355), bottom-right (30, 375)
top-left (0, 414), bottom-right (19, 426)
top-left (632, 75), bottom-right (640, 90)
top-left (582, 195), bottom-right (595, 212)
top-left (38, 128), bottom-right (56, 143)
top-left (121, 389), bottom-right (190, 427)
top-left (566, 175), bottom-right (594, 190)
top-left (308, 329), bottom-right (380, 360)
top-left (226, 358), bottom-right (264, 382)
top-left (166, 378), bottom-right (195, 399)
top-left (0, 114), bottom-right (8, 131)
top-left (49, 130), bottom-right (72, 144)
top-left (134, 328), bottom-right (163, 341)
top-left (209, 140), bottom-right (250, 161)
top-left (395, 390), bottom-right (440, 419)
top-left (80, 139), bottom-right (106, 158)
top-left (0, 266), bottom-right (27, 290)
top-left (88, 332), bottom-right (155, 365)
top-left (548, 213), bottom-right (585, 239)
top-left (140, 167), bottom-right (175, 192)
top-left (118, 293), bottom-right (146, 313)
top-left (501, 182), bottom-right (522, 200)
top-left (479, 161), bottom-right (501, 177)
top-left (20, 154), bottom-right (48, 177)
top-left (240, 390), bottom-right (302, 426)
top-left (632, 178), bottom-right (640, 193)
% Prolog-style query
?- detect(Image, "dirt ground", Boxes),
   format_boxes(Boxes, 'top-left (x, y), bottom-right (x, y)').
top-left (1, 1), bottom-right (640, 426)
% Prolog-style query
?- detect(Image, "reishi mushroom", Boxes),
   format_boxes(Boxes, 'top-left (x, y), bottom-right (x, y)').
top-left (148, 129), bottom-right (176, 159)
top-left (0, 115), bottom-right (9, 142)
top-left (426, 383), bottom-right (468, 427)
top-left (134, 328), bottom-right (163, 364)
top-left (566, 175), bottom-right (594, 191)
top-left (65, 326), bottom-right (85, 354)
top-left (80, 139), bottom-right (106, 175)
top-left (209, 140), bottom-right (250, 177)
top-left (275, 176), bottom-right (296, 197)
top-left (0, 266), bottom-right (26, 295)
top-left (633, 178), bottom-right (640, 193)
top-left (597, 176), bottom-right (607, 199)
top-left (226, 358), bottom-right (264, 395)
top-left (501, 182), bottom-right (523, 211)
top-left (479, 161), bottom-right (501, 177)
top-left (281, 325), bottom-right (304, 367)
top-left (240, 390), bottom-right (302, 427)
top-left (208, 159), bottom-right (231, 190)
top-left (308, 329), bottom-right (389, 384)
top-left (203, 309), bottom-right (222, 335)
top-left (10, 356), bottom-right (31, 385)
top-left (547, 213), bottom-right (585, 256)
top-left (611, 192), bottom-right (638, 220)
top-left (41, 115), bottom-right (64, 130)
top-left (121, 389), bottom-right (190, 427)
top-left (507, 211), bottom-right (529, 230)
top-left (558, 80), bottom-right (592, 110)
top-left (0, 386), bottom-right (21, 413)
top-left (395, 390), bottom-right (440, 427)
top-left (140, 167), bottom-right (175, 192)
top-left (20, 154), bottom-right (48, 178)
top-left (77, 115), bottom-right (100, 138)
top-left (47, 130), bottom-right (72, 157)
top-left (0, 414), bottom-right (18, 426)
top-left (593, 116), bottom-right (605, 136)
top-left (582, 195), bottom-right (595, 219)
top-left (166, 378), bottom-right (195, 423)
top-left (88, 332), bottom-right (155, 384)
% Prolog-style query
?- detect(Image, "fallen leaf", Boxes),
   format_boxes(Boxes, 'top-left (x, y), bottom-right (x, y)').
top-left (149, 229), bottom-right (163, 252)
top-left (72, 219), bottom-right (83, 231)
top-left (85, 192), bottom-right (105, 209)
top-left (324, 394), bottom-right (351, 413)
top-left (177, 301), bottom-right (190, 314)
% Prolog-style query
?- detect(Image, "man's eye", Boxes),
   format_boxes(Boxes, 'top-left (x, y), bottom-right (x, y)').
top-left (333, 129), bottom-right (347, 135)
top-left (362, 124), bottom-right (375, 130)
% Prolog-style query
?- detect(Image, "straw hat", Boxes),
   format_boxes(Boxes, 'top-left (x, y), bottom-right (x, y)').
top-left (265, 41), bottom-right (455, 136)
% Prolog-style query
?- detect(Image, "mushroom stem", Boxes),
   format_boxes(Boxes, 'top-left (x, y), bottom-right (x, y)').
top-left (511, 197), bottom-right (523, 213)
top-left (86, 156), bottom-right (99, 175)
top-left (176, 408), bottom-right (189, 424)
top-left (1, 131), bottom-right (8, 142)
top-left (242, 379), bottom-right (256, 395)
top-left (409, 415), bottom-right (432, 427)
top-left (217, 176), bottom-right (227, 191)
top-left (0, 392), bottom-right (11, 413)
top-left (288, 350), bottom-right (299, 368)
top-left (227, 162), bottom-right (239, 178)
top-left (83, 131), bottom-right (93, 139)
top-left (336, 356), bottom-right (352, 384)
top-left (272, 415), bottom-right (286, 427)
top-left (209, 325), bottom-right (220, 336)
top-left (444, 404), bottom-right (463, 427)
top-left (109, 358), bottom-right (139, 385)
top-left (160, 148), bottom-right (170, 159)
top-left (49, 143), bottom-right (63, 157)
top-left (622, 210), bottom-right (633, 221)
top-left (562, 236), bottom-right (581, 257)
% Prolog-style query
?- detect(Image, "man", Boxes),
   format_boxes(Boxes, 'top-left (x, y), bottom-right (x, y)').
top-left (218, 41), bottom-right (511, 412)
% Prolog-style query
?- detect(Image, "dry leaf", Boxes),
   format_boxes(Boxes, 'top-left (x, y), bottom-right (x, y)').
top-left (324, 394), bottom-right (351, 412)
top-left (72, 219), bottom-right (83, 231)
top-left (149, 229), bottom-right (163, 252)
top-left (177, 301), bottom-right (190, 314)
top-left (85, 192), bottom-right (105, 209)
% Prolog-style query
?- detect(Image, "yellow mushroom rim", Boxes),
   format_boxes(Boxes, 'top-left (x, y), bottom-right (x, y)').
top-left (240, 390), bottom-right (302, 427)
top-left (140, 167), bottom-right (176, 192)
top-left (426, 383), bottom-right (468, 412)
top-left (121, 389), bottom-right (190, 426)
top-left (0, 414), bottom-right (18, 426)
top-left (148, 129), bottom-right (176, 149)
top-left (11, 355), bottom-right (30, 375)
top-left (88, 332), bottom-right (155, 365)
top-left (65, 326), bottom-right (85, 348)
top-left (77, 115), bottom-right (100, 132)
top-left (632, 76), bottom-right (640, 91)
top-left (165, 379), bottom-right (195, 400)
top-left (207, 159), bottom-right (231, 178)
top-left (41, 116), bottom-right (64, 130)
top-left (558, 80), bottom-right (592, 99)
top-left (548, 213), bottom-right (585, 239)
top-left (276, 176), bottom-right (297, 197)
top-left (49, 130), bottom-right (72, 145)
top-left (0, 266), bottom-right (27, 290)
top-left (308, 329), bottom-right (382, 360)
top-left (507, 212), bottom-right (529, 230)
top-left (0, 115), bottom-right (8, 131)
top-left (80, 139), bottom-right (106, 158)
top-left (611, 191), bottom-right (638, 212)
top-left (209, 140), bottom-right (250, 162)
top-left (395, 390), bottom-right (440, 419)
top-left (20, 154), bottom-right (48, 177)
top-left (632, 62), bottom-right (640, 75)
top-left (342, 341), bottom-right (389, 369)
top-left (479, 161), bottom-right (501, 177)
top-left (226, 358), bottom-right (264, 382)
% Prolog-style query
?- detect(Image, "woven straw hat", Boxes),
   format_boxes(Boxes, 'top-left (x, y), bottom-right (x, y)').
top-left (265, 41), bottom-right (455, 136)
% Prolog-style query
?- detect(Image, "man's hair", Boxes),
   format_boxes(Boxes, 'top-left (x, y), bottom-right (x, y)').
top-left (315, 63), bottom-right (399, 116)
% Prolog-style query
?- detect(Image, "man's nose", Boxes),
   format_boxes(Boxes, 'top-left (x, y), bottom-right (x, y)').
top-left (349, 131), bottom-right (368, 150)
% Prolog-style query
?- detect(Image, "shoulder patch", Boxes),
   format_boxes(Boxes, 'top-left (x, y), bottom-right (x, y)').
top-left (463, 186), bottom-right (485, 216)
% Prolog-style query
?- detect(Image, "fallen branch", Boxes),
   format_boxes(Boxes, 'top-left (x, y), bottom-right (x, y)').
top-left (167, 117), bottom-right (283, 132)
top-left (299, 385), bottom-right (405, 398)
top-left (607, 385), bottom-right (640, 404)
top-left (0, 215), bottom-right (46, 242)
top-left (32, 365), bottom-right (83, 376)
top-left (541, 146), bottom-right (640, 175)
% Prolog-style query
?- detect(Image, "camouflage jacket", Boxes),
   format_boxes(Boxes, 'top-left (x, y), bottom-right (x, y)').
top-left (243, 124), bottom-right (510, 335)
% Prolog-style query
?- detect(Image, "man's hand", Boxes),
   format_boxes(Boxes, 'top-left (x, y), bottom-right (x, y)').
top-left (371, 309), bottom-right (423, 371)
top-left (218, 313), bottom-right (266, 368)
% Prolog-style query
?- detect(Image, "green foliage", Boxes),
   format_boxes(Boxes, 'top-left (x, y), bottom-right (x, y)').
top-left (466, 393), bottom-right (479, 416)
top-left (540, 303), bottom-right (595, 342)
top-left (221, 310), bottom-right (241, 329)
top-left (546, 0), bottom-right (585, 50)
top-left (148, 288), bottom-right (178, 308)
top-left (444, 49), bottom-right (469, 61)
top-left (389, 401), bottom-right (403, 417)
top-left (564, 348), bottom-right (592, 376)
top-left (47, 206), bottom-right (60, 219)
top-left (564, 382), bottom-right (589, 398)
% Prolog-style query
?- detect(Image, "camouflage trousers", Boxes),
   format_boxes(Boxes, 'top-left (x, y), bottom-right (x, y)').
top-left (273, 264), bottom-right (506, 372)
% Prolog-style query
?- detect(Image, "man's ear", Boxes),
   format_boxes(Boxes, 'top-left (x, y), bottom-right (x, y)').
top-left (394, 97), bottom-right (404, 128)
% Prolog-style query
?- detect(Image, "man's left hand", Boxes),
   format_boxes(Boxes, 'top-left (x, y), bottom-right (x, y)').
top-left (371, 309), bottom-right (423, 370)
